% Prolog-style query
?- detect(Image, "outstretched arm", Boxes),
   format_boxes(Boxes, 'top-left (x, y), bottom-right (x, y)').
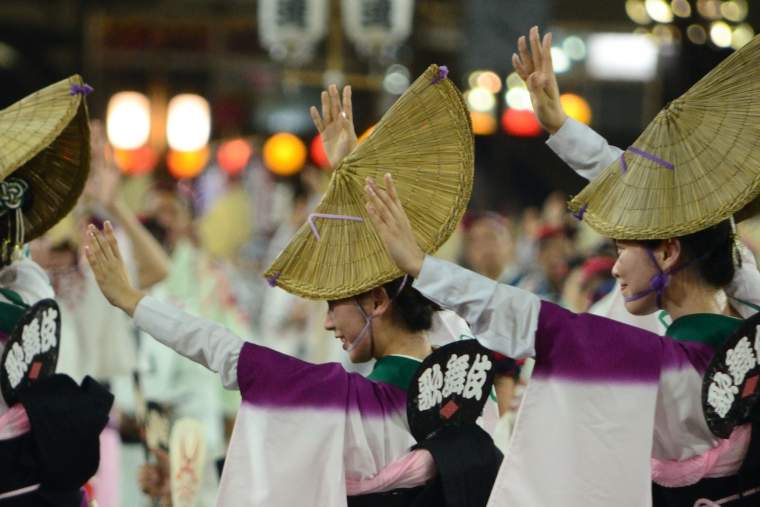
top-left (513, 26), bottom-right (622, 181)
top-left (85, 223), bottom-right (242, 389)
top-left (364, 175), bottom-right (540, 358)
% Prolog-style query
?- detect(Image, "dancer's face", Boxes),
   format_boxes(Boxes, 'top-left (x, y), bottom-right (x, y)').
top-left (612, 240), bottom-right (660, 315)
top-left (324, 297), bottom-right (374, 363)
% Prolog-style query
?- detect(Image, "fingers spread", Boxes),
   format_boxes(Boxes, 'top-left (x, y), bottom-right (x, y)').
top-left (343, 86), bottom-right (353, 122)
top-left (529, 26), bottom-right (543, 72)
top-left (517, 35), bottom-right (533, 75)
top-left (91, 227), bottom-right (112, 263)
top-left (512, 53), bottom-right (528, 79)
top-left (329, 84), bottom-right (341, 122)
top-left (104, 221), bottom-right (123, 261)
top-left (542, 32), bottom-right (554, 73)
top-left (383, 173), bottom-right (399, 203)
top-left (310, 106), bottom-right (324, 132)
top-left (321, 91), bottom-right (331, 123)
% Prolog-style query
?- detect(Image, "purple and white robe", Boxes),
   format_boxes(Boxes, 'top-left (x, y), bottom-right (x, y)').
top-left (412, 255), bottom-right (749, 507)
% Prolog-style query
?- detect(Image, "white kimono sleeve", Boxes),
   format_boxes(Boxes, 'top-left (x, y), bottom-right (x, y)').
top-left (133, 296), bottom-right (243, 389)
top-left (413, 255), bottom-right (541, 358)
top-left (545, 117), bottom-right (623, 181)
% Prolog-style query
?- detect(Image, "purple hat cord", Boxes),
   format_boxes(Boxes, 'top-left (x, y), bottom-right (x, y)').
top-left (620, 146), bottom-right (674, 174)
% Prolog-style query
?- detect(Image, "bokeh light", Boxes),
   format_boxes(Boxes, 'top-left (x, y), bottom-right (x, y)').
top-left (476, 71), bottom-right (502, 94)
top-left (470, 111), bottom-right (497, 136)
top-left (687, 24), bottom-right (708, 44)
top-left (560, 93), bottom-right (592, 125)
top-left (501, 109), bottom-right (542, 137)
top-left (263, 132), bottom-right (307, 176)
top-left (562, 36), bottom-right (587, 61)
top-left (710, 21), bottom-right (733, 47)
top-left (732, 23), bottom-right (755, 50)
top-left (217, 138), bottom-right (253, 176)
top-left (670, 0), bottom-right (691, 18)
top-left (310, 134), bottom-right (330, 169)
top-left (167, 94), bottom-right (211, 152)
top-left (626, 0), bottom-right (652, 24)
top-left (551, 47), bottom-right (571, 73)
top-left (167, 146), bottom-right (210, 179)
top-left (505, 87), bottom-right (533, 111)
top-left (466, 87), bottom-right (496, 112)
top-left (106, 92), bottom-right (151, 150)
top-left (645, 0), bottom-right (674, 23)
top-left (113, 146), bottom-right (158, 176)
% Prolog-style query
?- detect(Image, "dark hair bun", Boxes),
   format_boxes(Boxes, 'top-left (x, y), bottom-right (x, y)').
top-left (383, 277), bottom-right (441, 332)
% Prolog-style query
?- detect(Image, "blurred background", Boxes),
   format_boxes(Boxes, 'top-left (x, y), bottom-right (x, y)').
top-left (4, 2), bottom-right (760, 505)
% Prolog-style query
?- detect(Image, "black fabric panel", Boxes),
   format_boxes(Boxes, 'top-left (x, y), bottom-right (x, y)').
top-left (0, 374), bottom-right (114, 505)
top-left (414, 424), bottom-right (502, 507)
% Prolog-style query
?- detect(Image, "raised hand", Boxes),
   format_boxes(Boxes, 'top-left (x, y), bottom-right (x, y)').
top-left (309, 84), bottom-right (357, 169)
top-left (84, 221), bottom-right (145, 316)
top-left (512, 26), bottom-right (567, 134)
top-left (83, 120), bottom-right (121, 210)
top-left (365, 173), bottom-right (425, 278)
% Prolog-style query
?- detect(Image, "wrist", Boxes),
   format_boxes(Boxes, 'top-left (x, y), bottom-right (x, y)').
top-left (122, 289), bottom-right (146, 317)
top-left (547, 114), bottom-right (568, 135)
top-left (407, 251), bottom-right (425, 278)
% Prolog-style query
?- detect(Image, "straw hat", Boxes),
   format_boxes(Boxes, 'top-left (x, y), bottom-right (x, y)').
top-left (568, 35), bottom-right (760, 240)
top-left (264, 64), bottom-right (473, 300)
top-left (0, 74), bottom-right (91, 244)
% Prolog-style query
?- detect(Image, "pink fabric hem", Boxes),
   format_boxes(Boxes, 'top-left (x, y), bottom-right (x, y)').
top-left (345, 449), bottom-right (435, 496)
top-left (651, 424), bottom-right (751, 487)
top-left (0, 404), bottom-right (30, 440)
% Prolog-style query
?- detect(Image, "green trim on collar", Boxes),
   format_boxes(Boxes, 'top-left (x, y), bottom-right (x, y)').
top-left (0, 289), bottom-right (27, 335)
top-left (367, 355), bottom-right (421, 391)
top-left (666, 313), bottom-right (743, 348)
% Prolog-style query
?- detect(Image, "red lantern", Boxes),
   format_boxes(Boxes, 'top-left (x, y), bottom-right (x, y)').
top-left (310, 135), bottom-right (330, 169)
top-left (501, 109), bottom-right (542, 137)
top-left (217, 139), bottom-right (253, 176)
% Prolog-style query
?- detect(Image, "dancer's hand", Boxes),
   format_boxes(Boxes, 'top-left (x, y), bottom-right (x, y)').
top-left (512, 26), bottom-right (567, 134)
top-left (365, 173), bottom-right (425, 277)
top-left (310, 84), bottom-right (358, 169)
top-left (84, 221), bottom-right (145, 316)
top-left (139, 448), bottom-right (172, 506)
top-left (84, 120), bottom-right (121, 210)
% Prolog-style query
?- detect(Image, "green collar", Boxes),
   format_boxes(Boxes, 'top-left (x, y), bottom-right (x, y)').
top-left (367, 355), bottom-right (422, 391)
top-left (0, 288), bottom-right (27, 335)
top-left (666, 313), bottom-right (743, 348)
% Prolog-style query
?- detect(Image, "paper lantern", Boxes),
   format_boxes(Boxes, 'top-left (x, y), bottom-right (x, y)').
top-left (167, 94), bottom-right (211, 152)
top-left (107, 92), bottom-right (151, 150)
top-left (113, 146), bottom-right (159, 176)
top-left (470, 111), bottom-right (497, 136)
top-left (501, 108), bottom-right (542, 137)
top-left (560, 93), bottom-right (592, 125)
top-left (310, 134), bottom-right (330, 169)
top-left (263, 132), bottom-right (307, 176)
top-left (167, 146), bottom-right (210, 179)
top-left (217, 139), bottom-right (253, 176)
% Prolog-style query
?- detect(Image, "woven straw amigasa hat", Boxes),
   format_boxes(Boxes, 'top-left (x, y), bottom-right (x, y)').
top-left (264, 64), bottom-right (473, 300)
top-left (0, 74), bottom-right (91, 244)
top-left (568, 34), bottom-right (760, 240)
